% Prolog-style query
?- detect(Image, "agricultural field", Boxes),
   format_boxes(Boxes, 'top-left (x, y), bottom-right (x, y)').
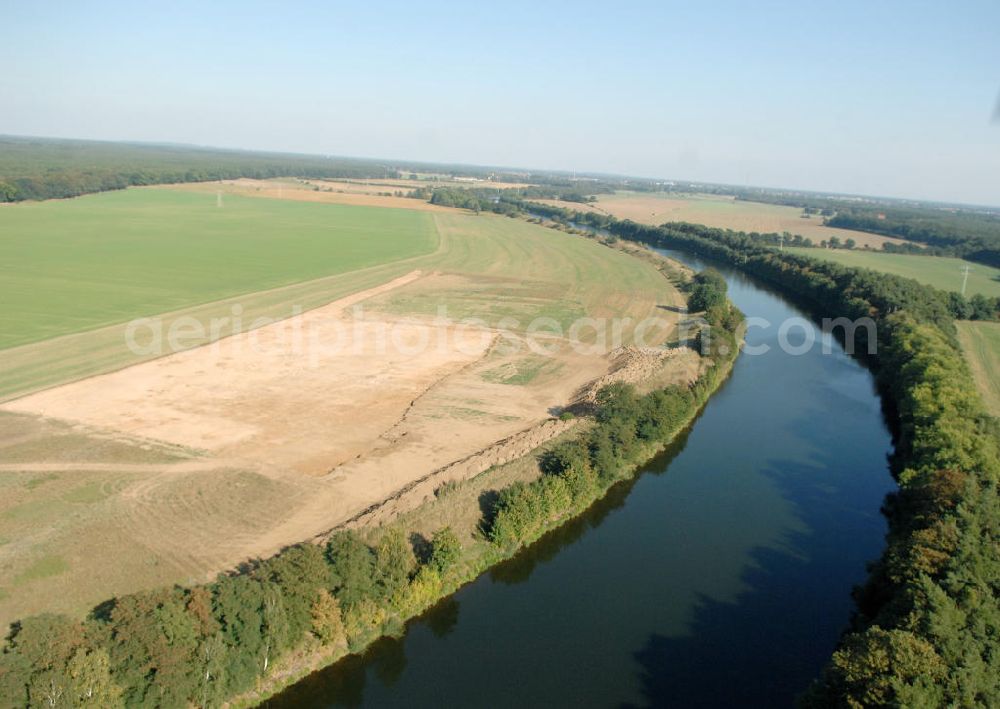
top-left (0, 186), bottom-right (694, 624)
top-left (169, 175), bottom-right (532, 212)
top-left (785, 247), bottom-right (1000, 298)
top-left (534, 192), bottom-right (908, 249)
top-left (167, 177), bottom-right (453, 212)
top-left (0, 187), bottom-right (440, 349)
top-left (956, 320), bottom-right (1000, 418)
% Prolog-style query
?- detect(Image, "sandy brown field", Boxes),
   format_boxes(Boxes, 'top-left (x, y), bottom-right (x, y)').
top-left (0, 207), bottom-right (694, 624)
top-left (163, 178), bottom-right (452, 211)
top-left (533, 193), bottom-right (911, 249)
top-left (387, 176), bottom-right (534, 190)
top-left (4, 272), bottom-right (486, 474)
top-left (167, 176), bottom-right (534, 211)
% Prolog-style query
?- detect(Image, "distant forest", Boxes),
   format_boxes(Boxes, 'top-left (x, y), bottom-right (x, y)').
top-left (0, 136), bottom-right (628, 204)
top-left (0, 136), bottom-right (404, 202)
top-left (5, 135), bottom-right (998, 270)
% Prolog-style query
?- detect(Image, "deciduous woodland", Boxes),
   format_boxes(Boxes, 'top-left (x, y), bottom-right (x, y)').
top-left (531, 203), bottom-right (1000, 706)
top-left (0, 137), bottom-right (397, 202)
top-left (0, 137), bottom-right (617, 205)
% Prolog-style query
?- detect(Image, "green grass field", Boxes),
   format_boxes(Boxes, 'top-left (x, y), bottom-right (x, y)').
top-left (0, 188), bottom-right (685, 624)
top-left (956, 321), bottom-right (1000, 418)
top-left (368, 211), bottom-right (678, 336)
top-left (0, 188), bottom-right (438, 349)
top-left (1, 192), bottom-right (683, 402)
top-left (786, 247), bottom-right (1000, 298)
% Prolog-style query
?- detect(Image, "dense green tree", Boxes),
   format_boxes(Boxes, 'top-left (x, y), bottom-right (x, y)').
top-left (969, 293), bottom-right (997, 320)
top-left (66, 648), bottom-right (123, 707)
top-left (540, 440), bottom-right (590, 476)
top-left (806, 627), bottom-right (946, 707)
top-left (212, 574), bottom-right (268, 695)
top-left (310, 590), bottom-right (346, 647)
top-left (260, 584), bottom-right (291, 673)
top-left (594, 382), bottom-right (640, 424)
top-left (256, 543), bottom-right (331, 644)
top-left (0, 614), bottom-right (89, 708)
top-left (326, 531), bottom-right (377, 608)
top-left (104, 588), bottom-right (203, 707)
top-left (374, 528), bottom-right (417, 598)
top-left (428, 527), bottom-right (462, 574)
top-left (687, 268), bottom-right (728, 313)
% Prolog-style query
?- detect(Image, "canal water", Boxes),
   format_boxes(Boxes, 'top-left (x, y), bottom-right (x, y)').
top-left (267, 250), bottom-right (895, 708)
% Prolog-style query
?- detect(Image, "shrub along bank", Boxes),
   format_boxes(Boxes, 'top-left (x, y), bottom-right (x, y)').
top-left (487, 277), bottom-right (740, 553)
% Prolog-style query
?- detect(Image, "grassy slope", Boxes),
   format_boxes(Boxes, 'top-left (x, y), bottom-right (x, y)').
top-left (1, 200), bottom-right (677, 402)
top-left (371, 212), bottom-right (676, 336)
top-left (956, 320), bottom-right (1000, 418)
top-left (786, 247), bottom-right (1000, 298)
top-left (0, 202), bottom-right (680, 624)
top-left (0, 188), bottom-right (439, 349)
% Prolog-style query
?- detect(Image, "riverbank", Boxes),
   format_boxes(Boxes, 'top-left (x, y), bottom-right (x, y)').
top-left (240, 323), bottom-right (741, 707)
top-left (537, 206), bottom-right (1000, 706)
top-left (254, 233), bottom-right (900, 708)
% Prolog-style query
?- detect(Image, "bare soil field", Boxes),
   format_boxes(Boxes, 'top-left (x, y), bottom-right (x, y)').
top-left (0, 208), bottom-right (693, 624)
top-left (0, 247), bottom-right (438, 402)
top-left (390, 175), bottom-right (534, 190)
top-left (533, 193), bottom-right (911, 249)
top-left (164, 178), bottom-right (452, 211)
top-left (4, 272), bottom-right (491, 474)
top-left (167, 176), bottom-right (534, 211)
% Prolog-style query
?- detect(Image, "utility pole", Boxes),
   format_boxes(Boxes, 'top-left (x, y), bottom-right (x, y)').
top-left (777, 232), bottom-right (785, 252)
top-left (960, 264), bottom-right (972, 296)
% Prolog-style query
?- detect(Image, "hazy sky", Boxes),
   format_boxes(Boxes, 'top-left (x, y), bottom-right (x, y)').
top-left (2, 1), bottom-right (998, 205)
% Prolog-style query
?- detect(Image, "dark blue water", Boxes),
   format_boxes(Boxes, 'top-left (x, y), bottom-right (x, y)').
top-left (267, 251), bottom-right (894, 708)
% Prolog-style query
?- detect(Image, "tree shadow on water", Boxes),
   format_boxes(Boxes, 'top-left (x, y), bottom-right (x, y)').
top-left (489, 426), bottom-right (698, 586)
top-left (624, 457), bottom-right (892, 709)
top-left (489, 480), bottom-right (632, 585)
top-left (263, 595), bottom-right (462, 708)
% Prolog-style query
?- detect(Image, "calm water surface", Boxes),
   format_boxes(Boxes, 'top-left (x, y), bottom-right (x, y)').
top-left (267, 251), bottom-right (894, 708)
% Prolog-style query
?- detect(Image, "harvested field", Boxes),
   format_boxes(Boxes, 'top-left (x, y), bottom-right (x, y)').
top-left (165, 178), bottom-right (454, 211)
top-left (0, 202), bottom-right (694, 624)
top-left (167, 176), bottom-right (534, 211)
top-left (4, 272), bottom-right (495, 474)
top-left (533, 192), bottom-right (910, 249)
top-left (311, 177), bottom-right (534, 191)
